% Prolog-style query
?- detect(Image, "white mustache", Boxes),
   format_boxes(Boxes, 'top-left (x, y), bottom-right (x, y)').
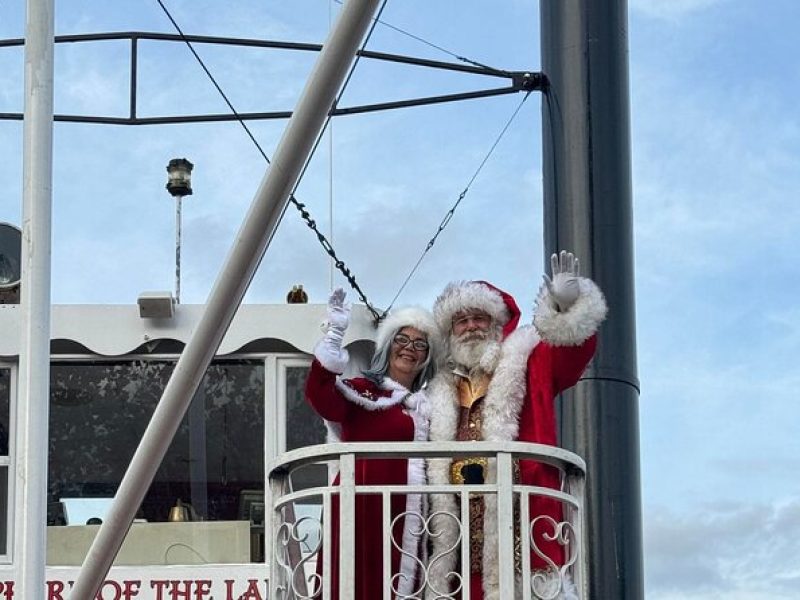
top-left (457, 331), bottom-right (488, 343)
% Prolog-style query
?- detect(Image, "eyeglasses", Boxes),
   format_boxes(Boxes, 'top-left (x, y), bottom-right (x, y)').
top-left (451, 313), bottom-right (491, 329)
top-left (392, 333), bottom-right (429, 352)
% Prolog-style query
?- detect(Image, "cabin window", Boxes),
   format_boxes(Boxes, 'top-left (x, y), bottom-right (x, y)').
top-left (284, 364), bottom-right (323, 452)
top-left (277, 360), bottom-right (325, 553)
top-left (283, 361), bottom-right (326, 496)
top-left (0, 366), bottom-right (10, 558)
top-left (46, 357), bottom-right (265, 565)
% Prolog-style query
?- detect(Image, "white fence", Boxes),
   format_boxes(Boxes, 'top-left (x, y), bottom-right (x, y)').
top-left (268, 441), bottom-right (586, 600)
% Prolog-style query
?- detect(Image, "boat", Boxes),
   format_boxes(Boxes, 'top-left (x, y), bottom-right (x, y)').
top-left (0, 1), bottom-right (641, 598)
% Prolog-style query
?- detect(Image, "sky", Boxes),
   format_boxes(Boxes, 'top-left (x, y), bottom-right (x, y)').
top-left (1, 0), bottom-right (799, 598)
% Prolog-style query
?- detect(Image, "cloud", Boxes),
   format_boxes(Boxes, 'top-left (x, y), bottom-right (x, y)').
top-left (645, 500), bottom-right (800, 599)
top-left (629, 0), bottom-right (800, 532)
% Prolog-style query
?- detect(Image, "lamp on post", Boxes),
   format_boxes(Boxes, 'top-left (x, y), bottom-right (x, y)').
top-left (166, 158), bottom-right (193, 303)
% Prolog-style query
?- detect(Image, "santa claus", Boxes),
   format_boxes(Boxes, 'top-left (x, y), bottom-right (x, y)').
top-left (425, 251), bottom-right (607, 600)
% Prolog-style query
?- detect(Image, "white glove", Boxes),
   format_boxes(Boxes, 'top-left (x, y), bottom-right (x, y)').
top-left (326, 287), bottom-right (350, 333)
top-left (542, 251), bottom-right (581, 313)
top-left (315, 287), bottom-right (351, 373)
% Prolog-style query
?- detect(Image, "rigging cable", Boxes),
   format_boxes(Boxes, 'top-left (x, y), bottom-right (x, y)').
top-left (154, 0), bottom-right (387, 320)
top-left (156, 0), bottom-right (529, 321)
top-left (381, 89), bottom-right (533, 316)
top-left (332, 0), bottom-right (512, 77)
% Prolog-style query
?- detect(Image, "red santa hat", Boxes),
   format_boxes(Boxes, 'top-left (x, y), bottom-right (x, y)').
top-left (433, 280), bottom-right (521, 339)
top-left (375, 305), bottom-right (440, 355)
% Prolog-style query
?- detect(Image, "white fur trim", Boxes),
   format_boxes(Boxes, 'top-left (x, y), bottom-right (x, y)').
top-left (533, 277), bottom-right (607, 346)
top-left (481, 491), bottom-right (501, 599)
top-left (376, 305), bottom-right (441, 359)
top-left (424, 374), bottom-right (462, 598)
top-left (325, 421), bottom-right (343, 444)
top-left (433, 281), bottom-right (510, 334)
top-left (332, 377), bottom-right (410, 411)
top-left (480, 326), bottom-right (539, 443)
top-left (425, 327), bottom-right (540, 598)
top-left (396, 454), bottom-right (427, 597)
top-left (424, 490), bottom-right (460, 599)
top-left (534, 570), bottom-right (579, 600)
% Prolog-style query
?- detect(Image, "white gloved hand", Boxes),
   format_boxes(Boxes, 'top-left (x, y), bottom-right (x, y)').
top-left (542, 251), bottom-right (581, 313)
top-left (315, 287), bottom-right (351, 373)
top-left (326, 287), bottom-right (350, 333)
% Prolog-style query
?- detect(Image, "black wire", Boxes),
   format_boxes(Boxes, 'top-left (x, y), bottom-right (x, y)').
top-left (382, 90), bottom-right (533, 315)
top-left (154, 0), bottom-right (387, 320)
top-left (154, 0), bottom-right (271, 164)
top-left (333, 0), bottom-right (512, 77)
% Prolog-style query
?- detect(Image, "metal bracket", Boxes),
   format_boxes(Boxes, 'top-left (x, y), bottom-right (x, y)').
top-left (512, 71), bottom-right (546, 92)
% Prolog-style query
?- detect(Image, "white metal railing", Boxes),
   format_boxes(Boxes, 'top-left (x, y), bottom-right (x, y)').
top-left (268, 441), bottom-right (586, 600)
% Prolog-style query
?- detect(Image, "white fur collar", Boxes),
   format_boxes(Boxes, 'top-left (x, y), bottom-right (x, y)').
top-left (326, 376), bottom-right (430, 445)
top-left (428, 325), bottom-right (539, 445)
top-left (334, 376), bottom-right (412, 410)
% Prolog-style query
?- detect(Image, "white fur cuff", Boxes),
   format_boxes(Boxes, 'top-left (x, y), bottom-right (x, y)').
top-left (533, 277), bottom-right (607, 346)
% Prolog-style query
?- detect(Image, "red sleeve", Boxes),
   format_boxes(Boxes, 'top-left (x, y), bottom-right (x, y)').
top-left (547, 334), bottom-right (598, 394)
top-left (304, 359), bottom-right (351, 423)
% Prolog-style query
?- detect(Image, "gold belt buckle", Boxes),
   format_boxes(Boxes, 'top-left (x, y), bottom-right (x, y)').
top-left (450, 457), bottom-right (488, 484)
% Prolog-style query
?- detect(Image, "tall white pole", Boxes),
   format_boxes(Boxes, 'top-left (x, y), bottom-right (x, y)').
top-left (175, 194), bottom-right (182, 303)
top-left (16, 0), bottom-right (55, 598)
top-left (69, 1), bottom-right (380, 597)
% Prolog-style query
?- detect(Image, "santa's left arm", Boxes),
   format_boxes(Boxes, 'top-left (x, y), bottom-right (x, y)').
top-left (533, 251), bottom-right (608, 392)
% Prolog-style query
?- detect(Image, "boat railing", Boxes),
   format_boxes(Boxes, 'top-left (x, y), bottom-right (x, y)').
top-left (267, 441), bottom-right (587, 600)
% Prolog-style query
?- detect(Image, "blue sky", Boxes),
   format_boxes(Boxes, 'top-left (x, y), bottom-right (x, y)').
top-left (1, 1), bottom-right (799, 597)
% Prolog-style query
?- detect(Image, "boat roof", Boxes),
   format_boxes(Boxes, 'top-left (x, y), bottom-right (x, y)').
top-left (0, 303), bottom-right (377, 357)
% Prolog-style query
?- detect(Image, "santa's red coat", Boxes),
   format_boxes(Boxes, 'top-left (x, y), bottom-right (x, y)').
top-left (426, 277), bottom-right (607, 600)
top-left (519, 335), bottom-right (597, 567)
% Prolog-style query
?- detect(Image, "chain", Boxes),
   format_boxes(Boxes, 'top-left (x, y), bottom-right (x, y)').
top-left (288, 194), bottom-right (383, 321)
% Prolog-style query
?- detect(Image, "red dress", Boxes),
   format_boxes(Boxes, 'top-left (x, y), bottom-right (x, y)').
top-left (305, 359), bottom-right (428, 600)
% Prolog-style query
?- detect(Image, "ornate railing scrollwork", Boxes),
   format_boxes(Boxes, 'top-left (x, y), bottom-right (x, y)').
top-left (529, 516), bottom-right (579, 600)
top-left (268, 441), bottom-right (587, 600)
top-left (420, 509), bottom-right (465, 600)
top-left (274, 514), bottom-right (324, 600)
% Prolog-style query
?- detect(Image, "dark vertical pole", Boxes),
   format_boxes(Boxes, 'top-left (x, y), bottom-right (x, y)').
top-left (130, 36), bottom-right (138, 121)
top-left (540, 1), bottom-right (643, 598)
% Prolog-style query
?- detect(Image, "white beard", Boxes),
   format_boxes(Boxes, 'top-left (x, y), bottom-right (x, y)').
top-left (449, 327), bottom-right (502, 373)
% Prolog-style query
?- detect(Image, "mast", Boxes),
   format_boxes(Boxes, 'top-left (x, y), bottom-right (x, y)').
top-left (69, 0), bottom-right (381, 597)
top-left (16, 0), bottom-right (55, 598)
top-left (540, 0), bottom-right (644, 597)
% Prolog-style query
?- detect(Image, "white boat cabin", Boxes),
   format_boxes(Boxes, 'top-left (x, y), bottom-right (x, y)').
top-left (0, 301), bottom-right (375, 599)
